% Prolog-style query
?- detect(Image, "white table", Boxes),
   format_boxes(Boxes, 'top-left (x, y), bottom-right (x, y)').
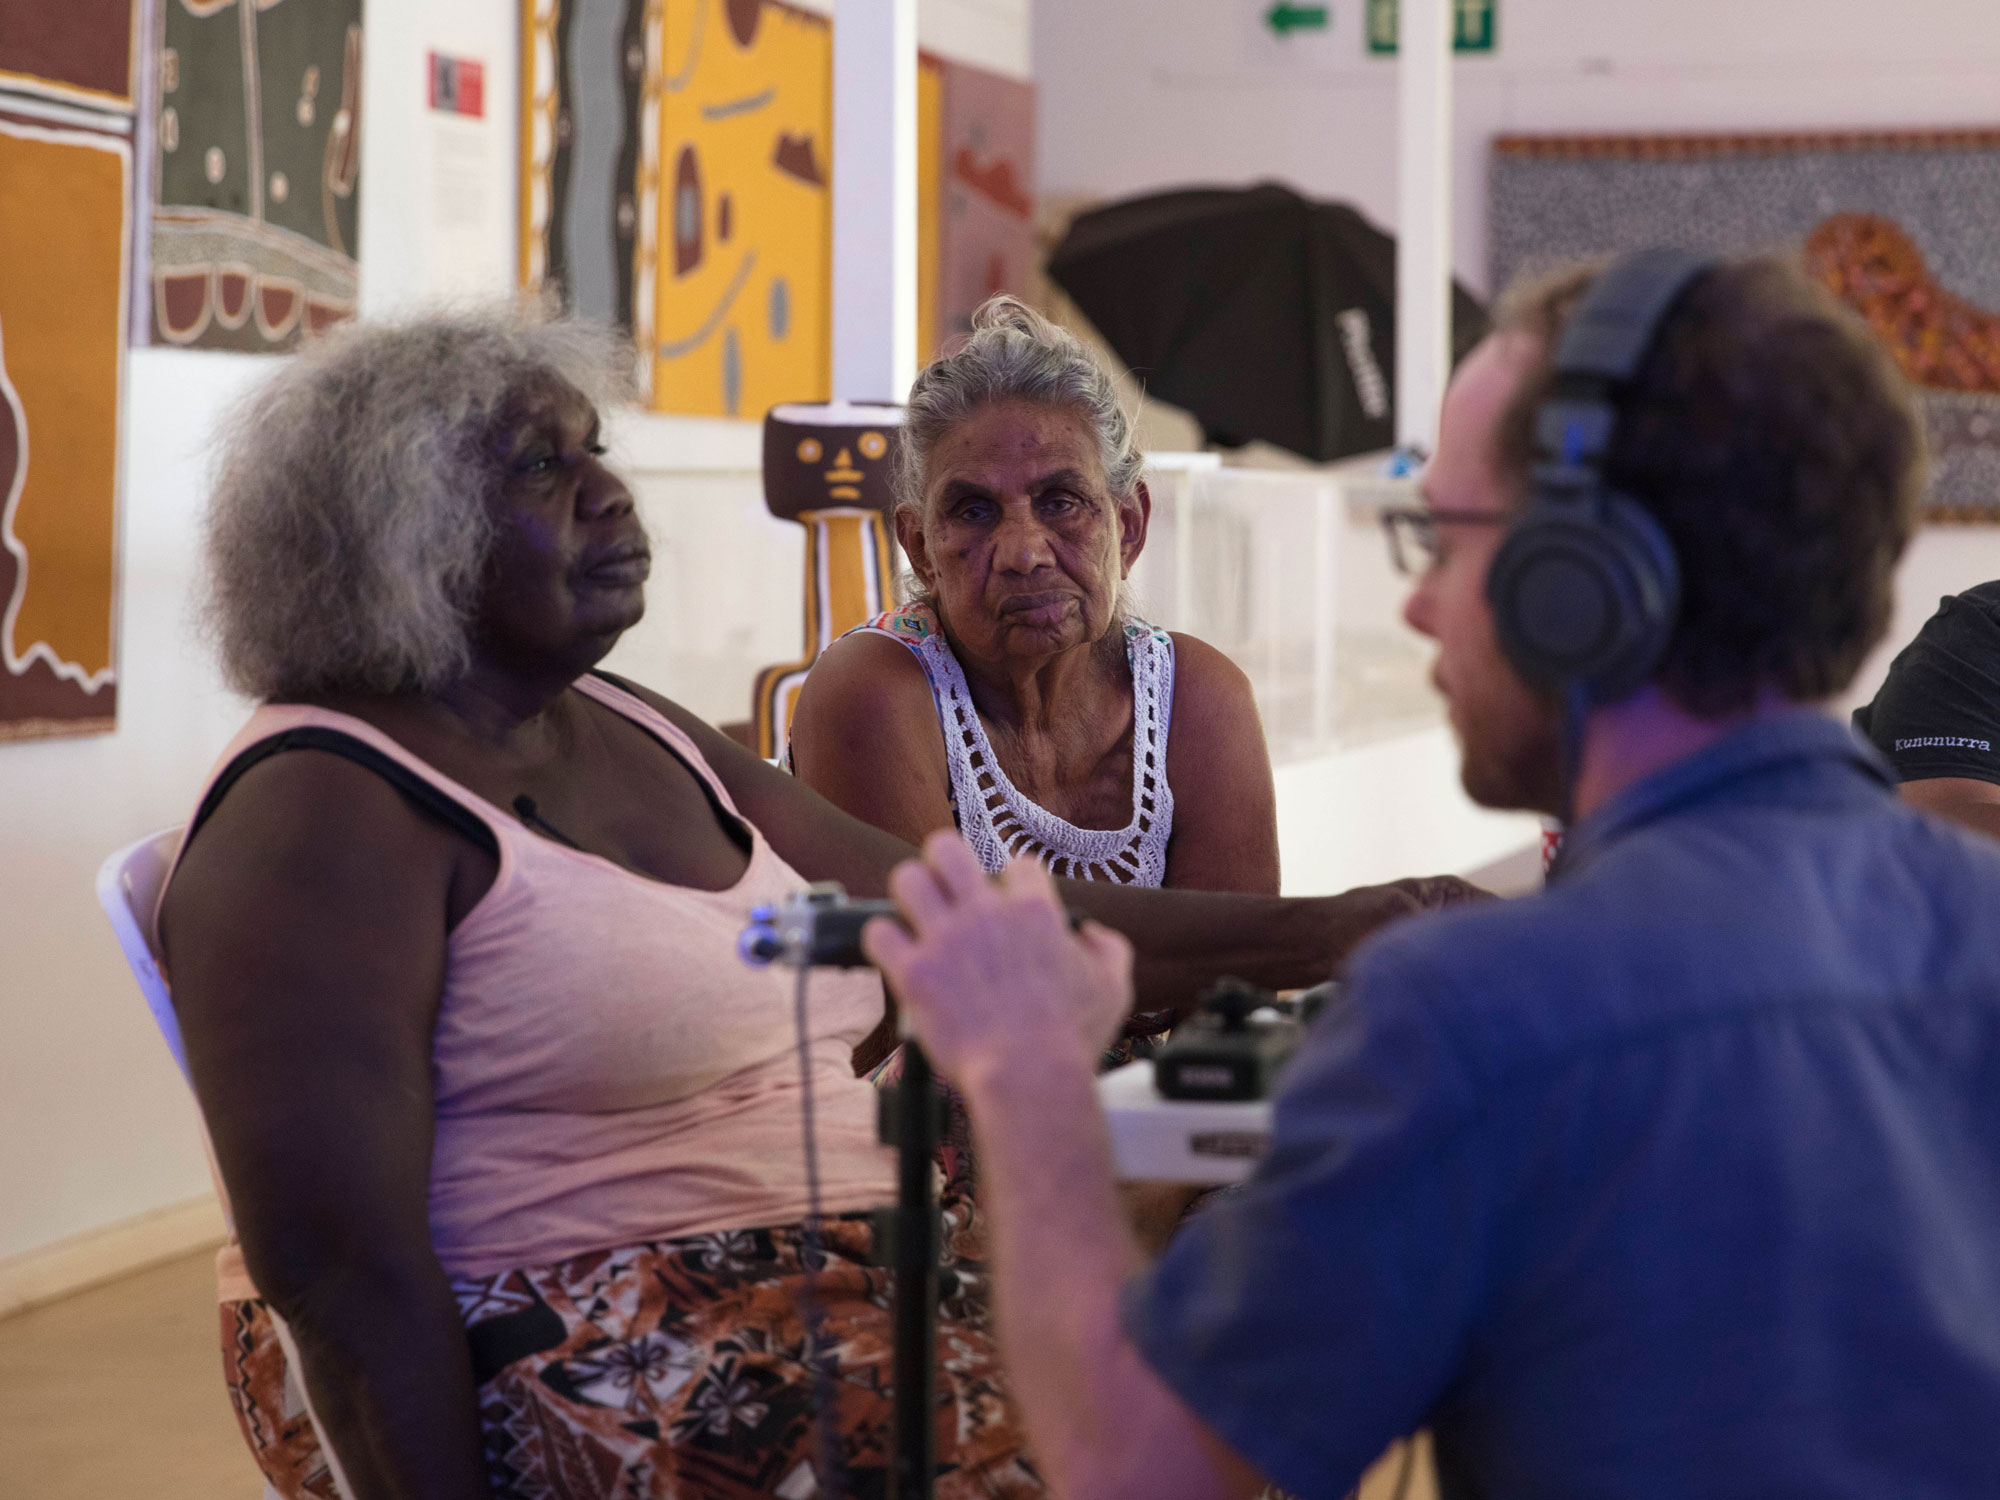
top-left (1097, 1060), bottom-right (1276, 1185)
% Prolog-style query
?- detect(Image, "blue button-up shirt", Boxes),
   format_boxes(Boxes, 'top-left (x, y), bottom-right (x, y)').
top-left (1127, 713), bottom-right (2000, 1498)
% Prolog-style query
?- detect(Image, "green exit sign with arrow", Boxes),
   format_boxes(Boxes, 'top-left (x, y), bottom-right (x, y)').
top-left (1265, 2), bottom-right (1331, 38)
top-left (1367, 0), bottom-right (1497, 53)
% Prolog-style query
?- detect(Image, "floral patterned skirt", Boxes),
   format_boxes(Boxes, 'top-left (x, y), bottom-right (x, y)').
top-left (220, 1204), bottom-right (1042, 1500)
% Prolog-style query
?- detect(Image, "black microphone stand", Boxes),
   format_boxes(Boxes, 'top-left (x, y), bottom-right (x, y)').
top-left (742, 890), bottom-right (972, 1500)
top-left (879, 1042), bottom-right (939, 1500)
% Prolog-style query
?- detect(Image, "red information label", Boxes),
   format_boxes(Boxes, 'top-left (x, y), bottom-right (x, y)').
top-left (428, 52), bottom-right (485, 118)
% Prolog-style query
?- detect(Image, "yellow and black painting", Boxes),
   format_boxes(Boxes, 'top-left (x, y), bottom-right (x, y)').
top-left (521, 1), bottom-right (1033, 417)
top-left (653, 0), bottom-right (831, 417)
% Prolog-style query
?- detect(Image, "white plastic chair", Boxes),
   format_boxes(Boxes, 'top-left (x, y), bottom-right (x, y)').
top-left (96, 829), bottom-right (190, 1079)
top-left (96, 829), bottom-right (359, 1500)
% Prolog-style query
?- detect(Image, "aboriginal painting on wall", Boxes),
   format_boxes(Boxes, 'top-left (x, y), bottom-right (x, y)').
top-left (1491, 131), bottom-right (2000, 519)
top-left (519, 0), bottom-right (661, 363)
top-left (654, 0), bottom-right (831, 417)
top-left (0, 2), bottom-right (135, 738)
top-left (148, 0), bottom-right (362, 351)
top-left (521, 0), bottom-right (1038, 417)
top-left (936, 60), bottom-right (1034, 354)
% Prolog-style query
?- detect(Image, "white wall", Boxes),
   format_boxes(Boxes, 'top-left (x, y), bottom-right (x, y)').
top-left (919, 0), bottom-right (1029, 78)
top-left (1036, 0), bottom-right (2000, 295)
top-left (1, 351), bottom-right (266, 1265)
top-left (356, 0), bottom-right (521, 313)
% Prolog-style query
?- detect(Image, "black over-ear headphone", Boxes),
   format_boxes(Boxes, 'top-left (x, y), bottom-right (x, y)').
top-left (1486, 248), bottom-right (1718, 705)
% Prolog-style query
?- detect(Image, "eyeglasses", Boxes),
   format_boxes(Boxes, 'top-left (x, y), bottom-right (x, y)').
top-left (1379, 505), bottom-right (1506, 577)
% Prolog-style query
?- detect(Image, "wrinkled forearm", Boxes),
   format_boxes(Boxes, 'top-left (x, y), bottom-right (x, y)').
top-left (260, 1255), bottom-right (489, 1500)
top-left (1062, 878), bottom-right (1468, 1019)
top-left (864, 877), bottom-right (1463, 1061)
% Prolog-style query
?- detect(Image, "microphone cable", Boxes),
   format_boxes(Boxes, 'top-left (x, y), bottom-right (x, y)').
top-left (1549, 679), bottom-right (1591, 880)
top-left (791, 963), bottom-right (846, 1498)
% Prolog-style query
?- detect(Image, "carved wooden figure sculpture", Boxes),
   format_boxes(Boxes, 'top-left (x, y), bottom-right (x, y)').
top-left (752, 401), bottom-right (902, 758)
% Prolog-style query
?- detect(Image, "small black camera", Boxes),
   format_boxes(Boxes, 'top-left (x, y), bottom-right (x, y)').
top-left (1152, 977), bottom-right (1335, 1102)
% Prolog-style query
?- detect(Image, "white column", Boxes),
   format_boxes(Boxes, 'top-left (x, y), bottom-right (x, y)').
top-left (1395, 0), bottom-right (1452, 454)
top-left (831, 0), bottom-right (918, 405)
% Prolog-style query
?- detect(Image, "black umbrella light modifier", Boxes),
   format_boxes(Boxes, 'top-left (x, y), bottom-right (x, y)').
top-left (1047, 182), bottom-right (1489, 462)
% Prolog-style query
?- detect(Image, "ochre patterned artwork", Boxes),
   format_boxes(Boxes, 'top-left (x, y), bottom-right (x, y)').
top-left (0, 117), bottom-right (128, 739)
top-left (0, 0), bottom-right (136, 110)
top-left (149, 0), bottom-right (363, 352)
top-left (1491, 130), bottom-right (2000, 518)
top-left (1805, 214), bottom-right (2000, 395)
top-left (915, 52), bottom-right (942, 365)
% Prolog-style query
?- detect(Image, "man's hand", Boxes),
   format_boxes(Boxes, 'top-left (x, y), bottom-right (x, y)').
top-left (863, 833), bottom-right (1134, 1085)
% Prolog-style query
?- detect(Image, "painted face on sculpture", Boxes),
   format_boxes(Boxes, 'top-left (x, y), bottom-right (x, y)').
top-left (1401, 333), bottom-right (1564, 817)
top-left (762, 404), bottom-right (903, 519)
top-left (901, 399), bottom-right (1149, 668)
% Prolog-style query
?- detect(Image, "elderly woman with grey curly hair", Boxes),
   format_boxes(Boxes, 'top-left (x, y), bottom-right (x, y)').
top-left (790, 298), bottom-right (1279, 898)
top-left (153, 309), bottom-right (1474, 1500)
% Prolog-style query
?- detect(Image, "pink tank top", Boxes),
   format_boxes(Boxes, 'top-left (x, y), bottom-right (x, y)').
top-left (160, 675), bottom-right (892, 1299)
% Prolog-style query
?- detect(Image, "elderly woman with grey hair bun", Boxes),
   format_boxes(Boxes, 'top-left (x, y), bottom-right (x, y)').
top-left (154, 307), bottom-right (1471, 1500)
top-left (790, 297), bottom-right (1281, 898)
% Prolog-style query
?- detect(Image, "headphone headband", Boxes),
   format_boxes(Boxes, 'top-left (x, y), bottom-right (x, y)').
top-left (1551, 248), bottom-right (1718, 388)
top-left (1487, 249), bottom-right (1719, 708)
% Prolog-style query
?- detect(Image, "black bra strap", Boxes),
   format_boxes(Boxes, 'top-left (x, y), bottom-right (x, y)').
top-left (588, 669), bottom-right (754, 856)
top-left (187, 726), bottom-right (500, 859)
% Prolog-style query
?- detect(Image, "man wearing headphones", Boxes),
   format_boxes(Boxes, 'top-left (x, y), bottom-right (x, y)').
top-left (865, 252), bottom-right (2000, 1498)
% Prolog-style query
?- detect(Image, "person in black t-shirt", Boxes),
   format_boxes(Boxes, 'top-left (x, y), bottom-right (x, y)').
top-left (1854, 579), bottom-right (2000, 840)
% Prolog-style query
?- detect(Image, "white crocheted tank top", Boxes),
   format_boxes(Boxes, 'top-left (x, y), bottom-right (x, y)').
top-left (852, 604), bottom-right (1176, 886)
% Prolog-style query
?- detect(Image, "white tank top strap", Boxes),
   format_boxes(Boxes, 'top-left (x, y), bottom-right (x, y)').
top-left (849, 603), bottom-right (1177, 885)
